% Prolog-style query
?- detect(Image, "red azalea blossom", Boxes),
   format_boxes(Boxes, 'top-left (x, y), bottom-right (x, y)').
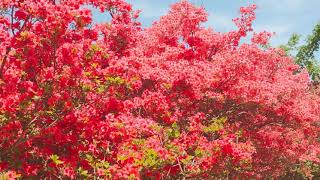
top-left (63, 167), bottom-right (75, 179)
top-left (15, 10), bottom-right (27, 20)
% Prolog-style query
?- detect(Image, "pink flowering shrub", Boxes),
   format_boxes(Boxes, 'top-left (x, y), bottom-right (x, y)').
top-left (0, 0), bottom-right (320, 179)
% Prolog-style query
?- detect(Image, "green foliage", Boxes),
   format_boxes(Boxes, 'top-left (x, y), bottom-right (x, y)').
top-left (194, 148), bottom-right (204, 158)
top-left (132, 139), bottom-right (146, 146)
top-left (279, 33), bottom-right (301, 54)
top-left (203, 117), bottom-right (227, 133)
top-left (84, 154), bottom-right (112, 178)
top-left (106, 76), bottom-right (126, 85)
top-left (282, 24), bottom-right (320, 83)
top-left (139, 149), bottom-right (161, 168)
top-left (50, 154), bottom-right (63, 165)
top-left (0, 112), bottom-right (8, 125)
top-left (78, 167), bottom-right (89, 178)
top-left (84, 44), bottom-right (101, 60)
top-left (284, 161), bottom-right (320, 179)
top-left (169, 122), bottom-right (181, 138)
top-left (0, 172), bottom-right (8, 180)
top-left (296, 24), bottom-right (320, 66)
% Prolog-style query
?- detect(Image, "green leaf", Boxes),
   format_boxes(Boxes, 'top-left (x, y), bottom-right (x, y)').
top-left (106, 76), bottom-right (125, 85)
top-left (117, 155), bottom-right (128, 162)
top-left (203, 117), bottom-right (227, 133)
top-left (96, 85), bottom-right (106, 94)
top-left (181, 155), bottom-right (194, 165)
top-left (171, 122), bottom-right (180, 138)
top-left (78, 167), bottom-right (89, 177)
top-left (138, 148), bottom-right (160, 168)
top-left (85, 154), bottom-right (94, 163)
top-left (32, 95), bottom-right (41, 101)
top-left (194, 148), bottom-right (203, 158)
top-left (50, 154), bottom-right (63, 165)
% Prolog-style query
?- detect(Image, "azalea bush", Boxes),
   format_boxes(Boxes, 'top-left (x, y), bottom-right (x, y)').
top-left (0, 0), bottom-right (320, 179)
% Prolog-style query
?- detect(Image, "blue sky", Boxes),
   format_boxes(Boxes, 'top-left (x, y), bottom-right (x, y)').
top-left (116, 0), bottom-right (320, 47)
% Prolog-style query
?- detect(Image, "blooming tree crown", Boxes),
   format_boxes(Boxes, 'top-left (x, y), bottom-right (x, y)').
top-left (0, 0), bottom-right (319, 179)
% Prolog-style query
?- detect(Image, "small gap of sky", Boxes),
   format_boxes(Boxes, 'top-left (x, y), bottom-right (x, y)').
top-left (84, 5), bottom-right (112, 23)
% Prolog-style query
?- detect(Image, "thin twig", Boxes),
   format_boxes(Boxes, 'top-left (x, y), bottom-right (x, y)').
top-left (0, 47), bottom-right (11, 79)
top-left (10, 6), bottom-right (15, 36)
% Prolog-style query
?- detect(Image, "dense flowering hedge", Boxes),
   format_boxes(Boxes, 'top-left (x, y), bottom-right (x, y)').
top-left (0, 0), bottom-right (320, 179)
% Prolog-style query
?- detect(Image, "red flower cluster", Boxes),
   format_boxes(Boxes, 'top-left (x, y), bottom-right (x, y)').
top-left (0, 0), bottom-right (319, 179)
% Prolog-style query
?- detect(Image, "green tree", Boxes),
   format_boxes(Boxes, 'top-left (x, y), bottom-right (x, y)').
top-left (281, 23), bottom-right (320, 84)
